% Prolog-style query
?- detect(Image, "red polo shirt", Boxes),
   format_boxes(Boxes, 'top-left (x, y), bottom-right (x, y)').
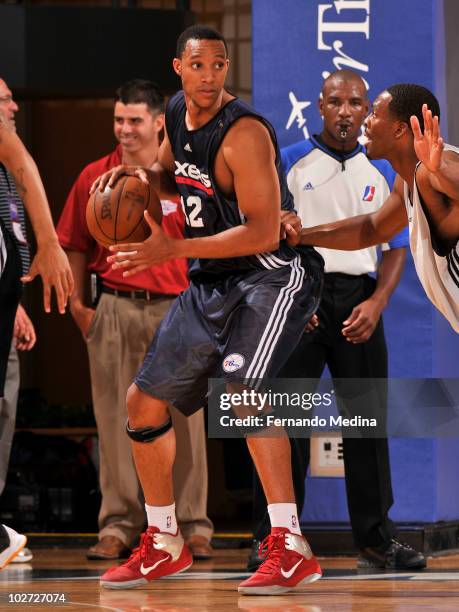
top-left (57, 146), bottom-right (189, 294)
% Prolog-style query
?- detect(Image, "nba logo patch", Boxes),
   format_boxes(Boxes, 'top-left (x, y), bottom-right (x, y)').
top-left (362, 185), bottom-right (376, 202)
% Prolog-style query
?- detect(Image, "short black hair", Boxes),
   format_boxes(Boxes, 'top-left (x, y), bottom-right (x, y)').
top-left (115, 79), bottom-right (165, 114)
top-left (386, 83), bottom-right (440, 132)
top-left (176, 25), bottom-right (228, 58)
top-left (322, 69), bottom-right (368, 98)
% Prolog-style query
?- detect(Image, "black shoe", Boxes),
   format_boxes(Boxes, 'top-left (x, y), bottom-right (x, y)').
top-left (247, 539), bottom-right (264, 572)
top-left (358, 538), bottom-right (426, 570)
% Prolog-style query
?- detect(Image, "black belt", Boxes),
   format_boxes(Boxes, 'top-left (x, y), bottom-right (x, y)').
top-left (101, 285), bottom-right (168, 301)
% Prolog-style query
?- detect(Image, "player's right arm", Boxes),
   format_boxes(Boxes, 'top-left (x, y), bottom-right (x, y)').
top-left (89, 127), bottom-right (178, 199)
top-left (297, 175), bottom-right (408, 250)
top-left (0, 111), bottom-right (74, 313)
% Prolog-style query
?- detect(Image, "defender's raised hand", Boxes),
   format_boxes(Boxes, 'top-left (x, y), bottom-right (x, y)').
top-left (410, 103), bottom-right (444, 174)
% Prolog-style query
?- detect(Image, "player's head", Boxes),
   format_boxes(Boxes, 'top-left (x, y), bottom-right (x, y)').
top-left (365, 83), bottom-right (440, 159)
top-left (113, 79), bottom-right (165, 155)
top-left (386, 83), bottom-right (440, 132)
top-left (0, 78), bottom-right (19, 131)
top-left (319, 70), bottom-right (369, 149)
top-left (173, 25), bottom-right (229, 109)
top-left (176, 25), bottom-right (228, 59)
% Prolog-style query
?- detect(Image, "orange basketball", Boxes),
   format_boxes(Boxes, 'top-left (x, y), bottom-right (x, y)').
top-left (86, 176), bottom-right (162, 247)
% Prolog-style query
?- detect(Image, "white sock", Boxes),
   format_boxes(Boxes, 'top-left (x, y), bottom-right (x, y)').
top-left (267, 503), bottom-right (301, 535)
top-left (145, 502), bottom-right (177, 535)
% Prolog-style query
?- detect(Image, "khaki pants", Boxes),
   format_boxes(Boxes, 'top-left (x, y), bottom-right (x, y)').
top-left (87, 293), bottom-right (213, 546)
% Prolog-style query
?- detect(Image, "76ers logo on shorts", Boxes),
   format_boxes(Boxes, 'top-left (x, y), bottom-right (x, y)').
top-left (223, 353), bottom-right (245, 373)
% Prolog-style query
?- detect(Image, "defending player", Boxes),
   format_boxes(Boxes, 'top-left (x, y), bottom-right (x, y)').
top-left (91, 26), bottom-right (324, 595)
top-left (294, 84), bottom-right (459, 332)
top-left (0, 97), bottom-right (73, 569)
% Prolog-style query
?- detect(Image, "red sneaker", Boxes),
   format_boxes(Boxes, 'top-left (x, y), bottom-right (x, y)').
top-left (100, 526), bottom-right (192, 589)
top-left (238, 528), bottom-right (321, 595)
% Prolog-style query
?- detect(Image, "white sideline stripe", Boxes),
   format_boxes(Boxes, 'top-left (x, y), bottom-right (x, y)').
top-left (67, 602), bottom-right (123, 612)
top-left (2, 569), bottom-right (459, 584)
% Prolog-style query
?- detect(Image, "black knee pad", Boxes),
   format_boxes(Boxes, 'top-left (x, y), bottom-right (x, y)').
top-left (126, 417), bottom-right (173, 442)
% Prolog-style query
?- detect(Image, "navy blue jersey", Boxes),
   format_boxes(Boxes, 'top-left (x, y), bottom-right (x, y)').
top-left (165, 91), bottom-right (305, 279)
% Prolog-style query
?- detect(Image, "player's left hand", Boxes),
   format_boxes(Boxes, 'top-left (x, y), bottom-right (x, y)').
top-left (411, 103), bottom-right (444, 174)
top-left (13, 304), bottom-right (36, 351)
top-left (107, 211), bottom-right (175, 276)
top-left (280, 210), bottom-right (302, 246)
top-left (341, 299), bottom-right (382, 344)
top-left (305, 313), bottom-right (319, 333)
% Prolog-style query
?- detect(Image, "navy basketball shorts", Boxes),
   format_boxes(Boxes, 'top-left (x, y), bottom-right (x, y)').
top-left (135, 254), bottom-right (323, 416)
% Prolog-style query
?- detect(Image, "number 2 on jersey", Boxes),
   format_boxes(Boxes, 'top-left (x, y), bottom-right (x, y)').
top-left (181, 195), bottom-right (204, 228)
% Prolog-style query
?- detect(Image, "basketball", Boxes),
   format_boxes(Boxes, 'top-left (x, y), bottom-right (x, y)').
top-left (86, 176), bottom-right (162, 247)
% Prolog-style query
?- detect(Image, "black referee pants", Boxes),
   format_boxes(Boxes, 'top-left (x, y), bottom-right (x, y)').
top-left (253, 272), bottom-right (397, 548)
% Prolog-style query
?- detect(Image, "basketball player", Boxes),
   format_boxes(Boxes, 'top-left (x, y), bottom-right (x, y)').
top-left (91, 25), bottom-right (324, 595)
top-left (0, 92), bottom-right (73, 569)
top-left (293, 84), bottom-right (459, 332)
top-left (58, 79), bottom-right (214, 563)
top-left (0, 78), bottom-right (37, 565)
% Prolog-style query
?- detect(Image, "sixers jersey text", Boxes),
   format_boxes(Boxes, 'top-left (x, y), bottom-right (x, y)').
top-left (165, 91), bottom-right (301, 278)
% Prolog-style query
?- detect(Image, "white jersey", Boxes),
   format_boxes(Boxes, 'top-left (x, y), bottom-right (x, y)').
top-left (403, 143), bottom-right (459, 332)
top-left (282, 136), bottom-right (408, 275)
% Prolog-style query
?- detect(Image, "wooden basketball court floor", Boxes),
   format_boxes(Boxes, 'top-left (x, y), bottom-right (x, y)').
top-left (0, 546), bottom-right (458, 611)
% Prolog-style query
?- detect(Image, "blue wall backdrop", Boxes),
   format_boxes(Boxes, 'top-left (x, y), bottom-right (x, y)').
top-left (252, 0), bottom-right (459, 525)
